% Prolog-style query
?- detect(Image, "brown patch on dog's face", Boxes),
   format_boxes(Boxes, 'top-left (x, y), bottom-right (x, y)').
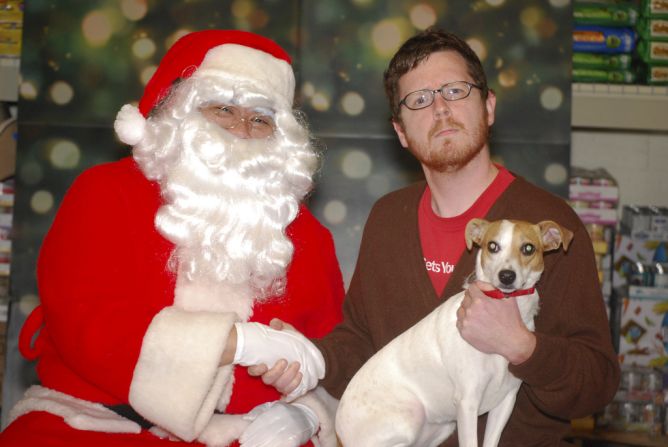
top-left (474, 219), bottom-right (505, 271)
top-left (510, 221), bottom-right (545, 280)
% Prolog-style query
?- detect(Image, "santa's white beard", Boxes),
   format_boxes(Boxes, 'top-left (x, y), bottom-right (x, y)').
top-left (137, 110), bottom-right (315, 299)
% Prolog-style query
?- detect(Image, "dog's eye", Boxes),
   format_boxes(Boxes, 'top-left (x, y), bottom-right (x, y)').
top-left (487, 241), bottom-right (500, 253)
top-left (521, 243), bottom-right (535, 256)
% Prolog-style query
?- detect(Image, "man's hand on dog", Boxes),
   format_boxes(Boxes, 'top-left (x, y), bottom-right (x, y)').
top-left (457, 280), bottom-right (537, 365)
top-left (247, 318), bottom-right (306, 401)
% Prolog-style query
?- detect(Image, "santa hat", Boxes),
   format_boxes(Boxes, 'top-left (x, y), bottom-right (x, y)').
top-left (115, 30), bottom-right (295, 146)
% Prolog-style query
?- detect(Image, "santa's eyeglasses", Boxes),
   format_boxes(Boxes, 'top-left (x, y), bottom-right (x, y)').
top-left (199, 104), bottom-right (276, 139)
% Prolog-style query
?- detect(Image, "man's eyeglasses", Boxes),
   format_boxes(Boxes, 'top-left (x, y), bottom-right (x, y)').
top-left (399, 81), bottom-right (482, 111)
top-left (200, 104), bottom-right (276, 139)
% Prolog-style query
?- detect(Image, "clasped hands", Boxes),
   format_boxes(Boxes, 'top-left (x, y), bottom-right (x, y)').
top-left (230, 321), bottom-right (321, 447)
top-left (232, 320), bottom-right (322, 401)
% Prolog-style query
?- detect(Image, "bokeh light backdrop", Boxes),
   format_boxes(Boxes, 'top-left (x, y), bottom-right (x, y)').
top-left (3, 0), bottom-right (572, 425)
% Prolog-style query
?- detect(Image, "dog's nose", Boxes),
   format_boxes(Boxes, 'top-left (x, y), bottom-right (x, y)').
top-left (498, 270), bottom-right (516, 286)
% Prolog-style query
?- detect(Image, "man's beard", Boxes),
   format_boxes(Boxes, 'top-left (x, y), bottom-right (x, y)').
top-left (406, 114), bottom-right (489, 173)
top-left (136, 109), bottom-right (317, 299)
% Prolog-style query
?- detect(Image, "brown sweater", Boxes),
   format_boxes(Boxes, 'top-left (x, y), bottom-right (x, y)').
top-left (315, 176), bottom-right (620, 446)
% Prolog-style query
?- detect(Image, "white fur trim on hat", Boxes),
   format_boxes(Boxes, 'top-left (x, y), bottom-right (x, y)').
top-left (114, 104), bottom-right (147, 146)
top-left (195, 43), bottom-right (295, 108)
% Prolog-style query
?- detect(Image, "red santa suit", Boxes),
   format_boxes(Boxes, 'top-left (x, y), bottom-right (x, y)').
top-left (1, 30), bottom-right (344, 447)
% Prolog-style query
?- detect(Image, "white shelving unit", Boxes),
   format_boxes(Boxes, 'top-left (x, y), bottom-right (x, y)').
top-left (572, 83), bottom-right (668, 132)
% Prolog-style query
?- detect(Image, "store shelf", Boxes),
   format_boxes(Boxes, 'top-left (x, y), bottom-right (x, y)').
top-left (572, 83), bottom-right (668, 132)
top-left (0, 59), bottom-right (19, 103)
top-left (569, 429), bottom-right (668, 447)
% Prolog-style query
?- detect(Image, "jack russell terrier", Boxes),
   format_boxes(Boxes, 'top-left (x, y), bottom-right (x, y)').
top-left (335, 218), bottom-right (573, 447)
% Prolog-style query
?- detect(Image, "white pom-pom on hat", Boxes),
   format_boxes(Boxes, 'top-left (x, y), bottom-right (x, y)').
top-left (114, 104), bottom-right (147, 146)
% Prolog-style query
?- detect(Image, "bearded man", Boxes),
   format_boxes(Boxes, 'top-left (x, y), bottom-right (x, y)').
top-left (0, 30), bottom-right (344, 447)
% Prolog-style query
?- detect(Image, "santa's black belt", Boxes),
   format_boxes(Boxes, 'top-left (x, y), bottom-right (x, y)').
top-left (105, 404), bottom-right (154, 430)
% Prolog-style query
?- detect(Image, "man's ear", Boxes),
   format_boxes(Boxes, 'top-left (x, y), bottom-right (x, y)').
top-left (392, 119), bottom-right (409, 148)
top-left (485, 89), bottom-right (496, 127)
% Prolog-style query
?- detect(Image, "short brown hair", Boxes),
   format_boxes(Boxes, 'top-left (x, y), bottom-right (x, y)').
top-left (383, 28), bottom-right (489, 122)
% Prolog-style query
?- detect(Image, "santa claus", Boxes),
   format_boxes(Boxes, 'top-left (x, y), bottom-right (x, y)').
top-left (1, 30), bottom-right (344, 447)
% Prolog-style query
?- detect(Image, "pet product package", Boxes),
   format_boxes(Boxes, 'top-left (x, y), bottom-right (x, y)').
top-left (573, 25), bottom-right (637, 54)
top-left (573, 52), bottom-right (633, 69)
top-left (574, 2), bottom-right (639, 26)
top-left (637, 17), bottom-right (668, 41)
top-left (644, 65), bottom-right (668, 84)
top-left (637, 39), bottom-right (668, 64)
top-left (640, 0), bottom-right (668, 19)
top-left (572, 67), bottom-right (637, 83)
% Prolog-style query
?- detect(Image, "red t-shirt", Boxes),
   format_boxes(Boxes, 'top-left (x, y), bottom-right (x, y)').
top-left (419, 166), bottom-right (515, 296)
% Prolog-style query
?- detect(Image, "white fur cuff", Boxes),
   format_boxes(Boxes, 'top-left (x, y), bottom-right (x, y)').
top-left (129, 307), bottom-right (237, 441)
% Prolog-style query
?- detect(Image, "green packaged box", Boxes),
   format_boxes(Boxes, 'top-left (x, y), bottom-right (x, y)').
top-left (573, 52), bottom-right (633, 69)
top-left (640, 0), bottom-right (668, 19)
top-left (637, 18), bottom-right (668, 41)
top-left (637, 39), bottom-right (668, 64)
top-left (574, 2), bottom-right (639, 26)
top-left (644, 64), bottom-right (668, 83)
top-left (572, 67), bottom-right (637, 83)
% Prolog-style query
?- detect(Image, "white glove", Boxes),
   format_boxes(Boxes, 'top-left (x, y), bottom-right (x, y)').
top-left (233, 322), bottom-right (324, 399)
top-left (240, 401), bottom-right (319, 447)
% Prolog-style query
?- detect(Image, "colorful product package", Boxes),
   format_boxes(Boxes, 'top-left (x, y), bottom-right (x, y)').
top-left (573, 67), bottom-right (637, 83)
top-left (619, 291), bottom-right (668, 368)
top-left (573, 52), bottom-right (633, 69)
top-left (637, 39), bottom-right (668, 64)
top-left (637, 18), bottom-right (668, 41)
top-left (574, 2), bottom-right (639, 26)
top-left (640, 0), bottom-right (668, 19)
top-left (643, 64), bottom-right (668, 84)
top-left (574, 25), bottom-right (637, 53)
top-left (0, 0), bottom-right (22, 59)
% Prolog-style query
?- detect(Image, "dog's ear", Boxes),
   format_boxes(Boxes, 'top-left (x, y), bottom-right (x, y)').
top-left (465, 218), bottom-right (489, 250)
top-left (538, 221), bottom-right (574, 252)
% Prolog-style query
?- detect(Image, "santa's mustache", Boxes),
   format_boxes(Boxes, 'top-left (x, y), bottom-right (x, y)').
top-left (181, 114), bottom-right (274, 174)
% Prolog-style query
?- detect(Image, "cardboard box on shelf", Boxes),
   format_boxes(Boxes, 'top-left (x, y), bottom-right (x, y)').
top-left (0, 0), bottom-right (22, 59)
top-left (569, 167), bottom-right (619, 226)
top-left (573, 207), bottom-right (619, 226)
top-left (569, 183), bottom-right (620, 203)
top-left (0, 118), bottom-right (16, 180)
top-left (618, 289), bottom-right (668, 368)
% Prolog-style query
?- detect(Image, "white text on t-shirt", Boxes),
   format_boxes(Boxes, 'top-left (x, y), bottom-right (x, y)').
top-left (424, 258), bottom-right (455, 275)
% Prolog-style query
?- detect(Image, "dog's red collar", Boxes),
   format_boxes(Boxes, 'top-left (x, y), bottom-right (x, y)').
top-left (482, 287), bottom-right (536, 299)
